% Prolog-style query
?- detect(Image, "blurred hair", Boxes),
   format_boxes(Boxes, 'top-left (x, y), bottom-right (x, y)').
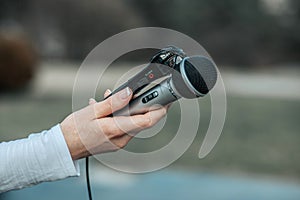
top-left (0, 33), bottom-right (38, 90)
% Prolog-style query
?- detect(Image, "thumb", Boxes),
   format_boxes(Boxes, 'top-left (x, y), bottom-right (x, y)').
top-left (93, 87), bottom-right (132, 118)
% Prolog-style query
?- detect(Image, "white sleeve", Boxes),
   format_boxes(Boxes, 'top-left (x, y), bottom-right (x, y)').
top-left (0, 124), bottom-right (80, 193)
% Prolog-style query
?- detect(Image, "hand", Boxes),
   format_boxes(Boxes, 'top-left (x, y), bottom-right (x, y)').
top-left (60, 87), bottom-right (168, 160)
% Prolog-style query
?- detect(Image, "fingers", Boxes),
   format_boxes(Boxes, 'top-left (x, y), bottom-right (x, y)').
top-left (93, 87), bottom-right (132, 118)
top-left (95, 106), bottom-right (167, 139)
top-left (99, 107), bottom-right (167, 150)
top-left (104, 89), bottom-right (112, 98)
top-left (110, 134), bottom-right (133, 149)
top-left (89, 88), bottom-right (111, 105)
top-left (141, 106), bottom-right (168, 129)
top-left (89, 98), bottom-right (97, 105)
top-left (166, 103), bottom-right (172, 110)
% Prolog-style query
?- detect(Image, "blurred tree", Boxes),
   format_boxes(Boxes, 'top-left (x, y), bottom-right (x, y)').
top-left (0, 0), bottom-right (299, 66)
top-left (128, 0), bottom-right (285, 66)
top-left (283, 0), bottom-right (300, 61)
top-left (0, 0), bottom-right (31, 21)
top-left (27, 0), bottom-right (144, 60)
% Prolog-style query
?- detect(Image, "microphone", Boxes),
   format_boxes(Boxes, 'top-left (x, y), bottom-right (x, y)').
top-left (113, 56), bottom-right (218, 116)
top-left (106, 46), bottom-right (186, 98)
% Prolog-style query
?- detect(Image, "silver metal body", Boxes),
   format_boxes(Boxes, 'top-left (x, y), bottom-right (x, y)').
top-left (112, 55), bottom-right (217, 116)
top-left (113, 78), bottom-right (179, 116)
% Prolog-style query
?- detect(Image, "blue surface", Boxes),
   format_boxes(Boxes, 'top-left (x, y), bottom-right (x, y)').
top-left (2, 170), bottom-right (300, 200)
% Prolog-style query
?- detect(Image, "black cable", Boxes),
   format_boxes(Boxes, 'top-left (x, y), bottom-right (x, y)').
top-left (86, 157), bottom-right (93, 200)
top-left (83, 48), bottom-right (179, 200)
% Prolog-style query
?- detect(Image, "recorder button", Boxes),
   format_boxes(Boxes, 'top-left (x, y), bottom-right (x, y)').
top-left (142, 97), bottom-right (148, 104)
top-left (153, 91), bottom-right (158, 97)
top-left (148, 94), bottom-right (153, 99)
top-left (143, 91), bottom-right (159, 103)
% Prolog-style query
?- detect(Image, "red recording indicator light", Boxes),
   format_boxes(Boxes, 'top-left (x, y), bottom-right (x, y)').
top-left (148, 73), bottom-right (154, 79)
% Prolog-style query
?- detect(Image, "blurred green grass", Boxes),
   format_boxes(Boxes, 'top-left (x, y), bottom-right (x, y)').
top-left (0, 94), bottom-right (299, 180)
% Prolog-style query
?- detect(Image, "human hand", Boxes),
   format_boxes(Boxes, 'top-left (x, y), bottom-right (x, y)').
top-left (61, 87), bottom-right (168, 160)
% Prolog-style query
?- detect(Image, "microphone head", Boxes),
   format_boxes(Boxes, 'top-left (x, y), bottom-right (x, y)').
top-left (172, 56), bottom-right (218, 98)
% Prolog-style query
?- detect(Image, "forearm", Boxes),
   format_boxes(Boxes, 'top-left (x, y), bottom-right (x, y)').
top-left (60, 115), bottom-right (91, 160)
top-left (0, 125), bottom-right (80, 193)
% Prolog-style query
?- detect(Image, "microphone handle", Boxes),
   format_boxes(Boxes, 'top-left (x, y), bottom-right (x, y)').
top-left (113, 78), bottom-right (179, 116)
top-left (105, 63), bottom-right (173, 100)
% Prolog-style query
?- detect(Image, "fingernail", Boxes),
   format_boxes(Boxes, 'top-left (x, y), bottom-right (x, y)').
top-left (105, 89), bottom-right (111, 94)
top-left (119, 87), bottom-right (131, 99)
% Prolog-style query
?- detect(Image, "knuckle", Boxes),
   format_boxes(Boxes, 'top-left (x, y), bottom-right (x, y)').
top-left (111, 95), bottom-right (121, 108)
top-left (141, 114), bottom-right (153, 128)
top-left (106, 125), bottom-right (123, 139)
top-left (117, 140), bottom-right (128, 148)
top-left (162, 107), bottom-right (167, 115)
top-left (112, 128), bottom-right (125, 138)
top-left (104, 100), bottom-right (113, 112)
top-left (118, 142), bottom-right (126, 149)
top-left (113, 135), bottom-right (132, 149)
top-left (96, 119), bottom-right (121, 139)
top-left (96, 121), bottom-right (110, 137)
top-left (111, 119), bottom-right (126, 136)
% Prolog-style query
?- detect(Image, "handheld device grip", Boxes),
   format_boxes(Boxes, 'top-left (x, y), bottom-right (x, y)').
top-left (113, 78), bottom-right (178, 116)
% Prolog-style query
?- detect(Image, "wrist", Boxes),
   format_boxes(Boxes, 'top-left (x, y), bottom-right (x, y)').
top-left (60, 119), bottom-right (90, 160)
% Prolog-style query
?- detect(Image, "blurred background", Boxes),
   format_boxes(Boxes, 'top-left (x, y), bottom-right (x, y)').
top-left (0, 0), bottom-right (300, 199)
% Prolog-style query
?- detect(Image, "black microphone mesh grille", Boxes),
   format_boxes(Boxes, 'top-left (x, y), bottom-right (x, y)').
top-left (172, 56), bottom-right (217, 98)
top-left (184, 56), bottom-right (217, 94)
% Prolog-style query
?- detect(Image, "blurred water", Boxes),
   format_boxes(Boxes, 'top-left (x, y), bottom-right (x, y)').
top-left (2, 164), bottom-right (300, 200)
